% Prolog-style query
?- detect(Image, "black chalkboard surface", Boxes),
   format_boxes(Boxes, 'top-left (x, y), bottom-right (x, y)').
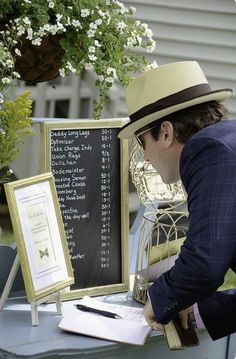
top-left (40, 119), bottom-right (129, 299)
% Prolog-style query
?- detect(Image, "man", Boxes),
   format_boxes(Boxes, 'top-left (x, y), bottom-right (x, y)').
top-left (118, 61), bottom-right (236, 340)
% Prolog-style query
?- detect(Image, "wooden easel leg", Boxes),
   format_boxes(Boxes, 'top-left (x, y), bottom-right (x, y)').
top-left (0, 253), bottom-right (19, 311)
top-left (30, 292), bottom-right (63, 326)
top-left (53, 292), bottom-right (63, 315)
top-left (31, 302), bottom-right (39, 326)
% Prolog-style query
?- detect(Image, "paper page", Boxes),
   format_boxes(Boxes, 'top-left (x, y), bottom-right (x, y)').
top-left (59, 310), bottom-right (151, 346)
top-left (138, 254), bottom-right (178, 282)
top-left (79, 296), bottom-right (148, 325)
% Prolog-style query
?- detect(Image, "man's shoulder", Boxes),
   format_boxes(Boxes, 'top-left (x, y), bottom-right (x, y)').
top-left (180, 120), bottom-right (236, 175)
top-left (193, 120), bottom-right (236, 141)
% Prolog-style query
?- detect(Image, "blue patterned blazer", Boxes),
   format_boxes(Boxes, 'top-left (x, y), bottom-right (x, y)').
top-left (149, 120), bottom-right (236, 340)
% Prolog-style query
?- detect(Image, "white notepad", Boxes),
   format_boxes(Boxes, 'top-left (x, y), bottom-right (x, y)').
top-left (58, 297), bottom-right (151, 345)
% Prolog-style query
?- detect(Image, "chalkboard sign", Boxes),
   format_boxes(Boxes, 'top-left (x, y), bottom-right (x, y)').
top-left (40, 119), bottom-right (129, 299)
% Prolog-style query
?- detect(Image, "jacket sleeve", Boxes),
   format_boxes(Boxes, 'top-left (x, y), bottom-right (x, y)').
top-left (198, 289), bottom-right (236, 340)
top-left (149, 136), bottom-right (236, 337)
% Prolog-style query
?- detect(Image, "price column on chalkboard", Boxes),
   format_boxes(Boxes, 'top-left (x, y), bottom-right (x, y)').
top-left (100, 129), bottom-right (112, 270)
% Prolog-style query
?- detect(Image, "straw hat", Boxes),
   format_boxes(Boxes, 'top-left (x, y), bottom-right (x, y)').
top-left (118, 61), bottom-right (233, 139)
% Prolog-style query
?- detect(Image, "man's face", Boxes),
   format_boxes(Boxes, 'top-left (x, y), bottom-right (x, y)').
top-left (137, 122), bottom-right (183, 184)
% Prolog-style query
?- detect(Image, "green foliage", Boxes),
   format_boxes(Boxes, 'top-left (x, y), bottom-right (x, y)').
top-left (0, 228), bottom-right (15, 246)
top-left (218, 269), bottom-right (236, 291)
top-left (0, 91), bottom-right (34, 180)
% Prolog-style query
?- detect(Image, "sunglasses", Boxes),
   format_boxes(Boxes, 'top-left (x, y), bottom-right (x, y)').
top-left (135, 125), bottom-right (157, 149)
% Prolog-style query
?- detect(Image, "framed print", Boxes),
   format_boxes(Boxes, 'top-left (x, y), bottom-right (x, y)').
top-left (40, 118), bottom-right (130, 300)
top-left (4, 172), bottom-right (74, 302)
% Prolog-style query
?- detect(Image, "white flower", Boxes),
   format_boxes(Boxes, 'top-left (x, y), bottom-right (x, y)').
top-left (24, 0), bottom-right (31, 3)
top-left (5, 168), bottom-right (13, 175)
top-left (38, 27), bottom-right (46, 37)
top-left (72, 19), bottom-right (82, 28)
top-left (97, 74), bottom-right (104, 82)
top-left (66, 16), bottom-right (71, 26)
top-left (81, 9), bottom-right (90, 17)
top-left (130, 6), bottom-right (136, 14)
top-left (144, 61), bottom-right (158, 72)
top-left (115, 1), bottom-right (127, 15)
top-left (107, 67), bottom-right (117, 78)
top-left (14, 48), bottom-right (21, 56)
top-left (12, 71), bottom-right (21, 78)
top-left (94, 40), bottom-right (101, 47)
top-left (50, 25), bottom-right (58, 35)
top-left (106, 14), bottom-right (111, 25)
top-left (32, 37), bottom-right (42, 46)
top-left (17, 26), bottom-right (25, 36)
top-left (88, 46), bottom-right (96, 53)
top-left (43, 24), bottom-right (51, 32)
top-left (23, 17), bottom-right (31, 25)
top-left (59, 68), bottom-right (66, 77)
top-left (106, 76), bottom-right (115, 83)
top-left (137, 35), bottom-right (143, 46)
top-left (146, 39), bottom-right (156, 53)
top-left (144, 28), bottom-right (153, 38)
top-left (89, 22), bottom-right (97, 30)
top-left (6, 59), bottom-right (14, 68)
top-left (56, 14), bottom-right (63, 21)
top-left (66, 61), bottom-right (76, 73)
top-left (26, 28), bottom-right (33, 40)
top-left (127, 37), bottom-right (136, 47)
top-left (56, 22), bottom-right (65, 31)
top-left (98, 9), bottom-right (106, 17)
top-left (87, 29), bottom-right (95, 38)
top-left (85, 63), bottom-right (94, 71)
top-left (48, 1), bottom-right (54, 8)
top-left (88, 54), bottom-right (97, 62)
top-left (117, 21), bottom-right (126, 32)
top-left (95, 19), bottom-right (102, 26)
top-left (142, 23), bottom-right (149, 31)
top-left (1, 77), bottom-right (11, 84)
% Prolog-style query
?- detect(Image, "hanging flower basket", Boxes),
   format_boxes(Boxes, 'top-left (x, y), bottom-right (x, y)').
top-left (0, 0), bottom-right (156, 118)
top-left (0, 18), bottom-right (64, 83)
top-left (14, 34), bottom-right (65, 83)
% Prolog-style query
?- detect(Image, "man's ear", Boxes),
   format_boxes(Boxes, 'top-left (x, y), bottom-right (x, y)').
top-left (161, 121), bottom-right (174, 148)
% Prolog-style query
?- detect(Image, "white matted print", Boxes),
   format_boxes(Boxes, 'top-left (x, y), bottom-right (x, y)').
top-left (4, 173), bottom-right (74, 302)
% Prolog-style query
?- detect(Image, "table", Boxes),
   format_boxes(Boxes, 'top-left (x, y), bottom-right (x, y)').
top-left (0, 293), bottom-right (235, 359)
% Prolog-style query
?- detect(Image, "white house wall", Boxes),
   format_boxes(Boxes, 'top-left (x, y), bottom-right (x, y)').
top-left (123, 0), bottom-right (236, 117)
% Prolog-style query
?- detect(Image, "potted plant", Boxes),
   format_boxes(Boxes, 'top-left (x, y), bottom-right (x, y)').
top-left (0, 41), bottom-right (34, 186)
top-left (0, 42), bottom-right (34, 242)
top-left (0, 0), bottom-right (157, 119)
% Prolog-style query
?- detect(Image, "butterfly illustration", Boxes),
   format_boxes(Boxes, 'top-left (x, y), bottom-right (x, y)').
top-left (39, 248), bottom-right (49, 259)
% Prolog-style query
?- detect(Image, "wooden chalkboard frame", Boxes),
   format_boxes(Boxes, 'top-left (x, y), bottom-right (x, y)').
top-left (40, 118), bottom-right (130, 300)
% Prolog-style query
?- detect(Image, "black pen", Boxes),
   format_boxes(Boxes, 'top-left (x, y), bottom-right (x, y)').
top-left (75, 304), bottom-right (122, 319)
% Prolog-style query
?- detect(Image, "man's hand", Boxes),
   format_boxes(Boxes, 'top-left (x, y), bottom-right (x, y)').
top-left (178, 307), bottom-right (193, 329)
top-left (144, 299), bottom-right (164, 332)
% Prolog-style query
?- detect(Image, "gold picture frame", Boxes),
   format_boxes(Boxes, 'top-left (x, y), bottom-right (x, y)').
top-left (4, 172), bottom-right (74, 302)
top-left (40, 118), bottom-right (130, 300)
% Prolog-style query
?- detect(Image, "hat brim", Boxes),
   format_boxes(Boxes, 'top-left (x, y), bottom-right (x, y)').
top-left (118, 89), bottom-right (232, 139)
